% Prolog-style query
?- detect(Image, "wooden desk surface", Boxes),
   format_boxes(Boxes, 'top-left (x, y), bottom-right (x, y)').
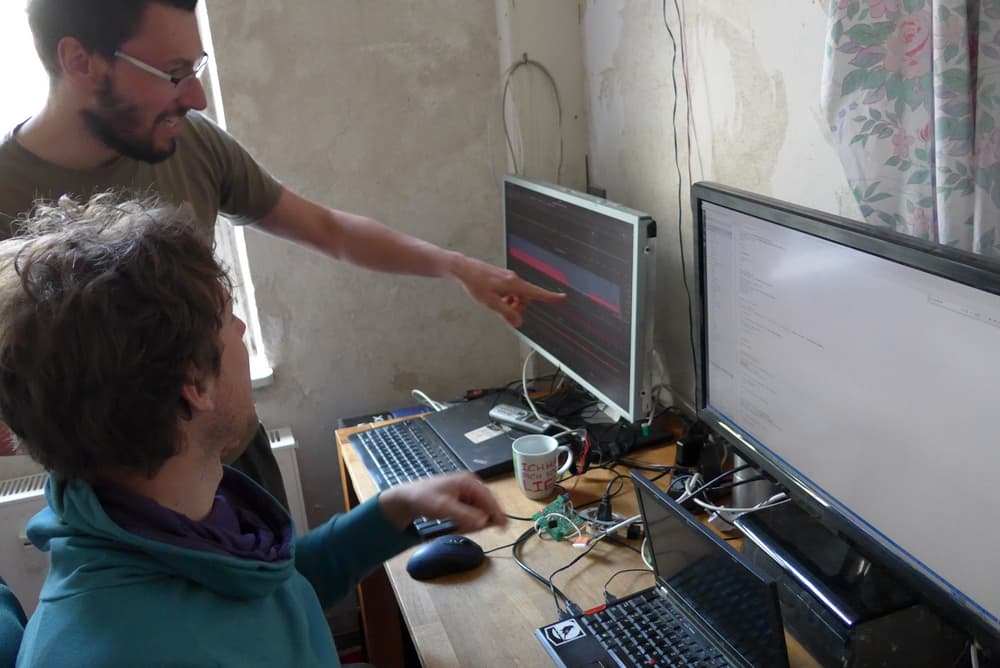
top-left (336, 420), bottom-right (820, 668)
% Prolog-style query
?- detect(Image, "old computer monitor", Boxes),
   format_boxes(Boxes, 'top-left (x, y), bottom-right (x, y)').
top-left (502, 175), bottom-right (655, 423)
top-left (692, 181), bottom-right (1000, 648)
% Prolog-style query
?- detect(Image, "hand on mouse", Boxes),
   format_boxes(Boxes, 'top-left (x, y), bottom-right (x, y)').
top-left (379, 472), bottom-right (508, 533)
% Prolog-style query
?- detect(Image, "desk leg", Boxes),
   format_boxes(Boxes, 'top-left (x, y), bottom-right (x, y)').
top-left (358, 567), bottom-right (407, 668)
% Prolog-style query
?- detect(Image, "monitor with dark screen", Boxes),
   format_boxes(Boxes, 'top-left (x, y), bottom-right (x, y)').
top-left (502, 175), bottom-right (655, 422)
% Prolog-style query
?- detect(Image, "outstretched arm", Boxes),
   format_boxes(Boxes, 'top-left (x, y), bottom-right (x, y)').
top-left (294, 472), bottom-right (506, 607)
top-left (255, 189), bottom-right (565, 326)
top-left (378, 472), bottom-right (508, 534)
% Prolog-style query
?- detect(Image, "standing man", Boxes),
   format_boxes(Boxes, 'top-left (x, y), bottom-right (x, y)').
top-left (0, 195), bottom-right (508, 667)
top-left (0, 0), bottom-right (564, 501)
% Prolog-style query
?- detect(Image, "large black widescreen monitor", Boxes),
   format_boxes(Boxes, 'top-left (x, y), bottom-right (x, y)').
top-left (502, 175), bottom-right (655, 423)
top-left (692, 182), bottom-right (1000, 646)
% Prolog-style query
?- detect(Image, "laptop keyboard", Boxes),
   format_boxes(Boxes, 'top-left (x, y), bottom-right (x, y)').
top-left (348, 420), bottom-right (464, 537)
top-left (667, 558), bottom-right (786, 667)
top-left (580, 589), bottom-right (730, 667)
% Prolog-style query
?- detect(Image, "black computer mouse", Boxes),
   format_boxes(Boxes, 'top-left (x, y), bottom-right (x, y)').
top-left (405, 535), bottom-right (485, 581)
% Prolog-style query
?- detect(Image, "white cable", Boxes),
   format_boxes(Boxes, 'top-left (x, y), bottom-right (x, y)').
top-left (690, 494), bottom-right (790, 515)
top-left (643, 383), bottom-right (664, 428)
top-left (643, 398), bottom-right (657, 427)
top-left (675, 473), bottom-right (702, 503)
top-left (680, 474), bottom-right (789, 514)
top-left (971, 642), bottom-right (980, 668)
top-left (587, 513), bottom-right (642, 546)
top-left (520, 349), bottom-right (575, 433)
top-left (578, 507), bottom-right (627, 529)
top-left (640, 537), bottom-right (654, 570)
top-left (410, 389), bottom-right (447, 412)
top-left (521, 350), bottom-right (542, 418)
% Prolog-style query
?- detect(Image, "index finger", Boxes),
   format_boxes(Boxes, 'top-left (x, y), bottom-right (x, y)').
top-left (509, 279), bottom-right (566, 303)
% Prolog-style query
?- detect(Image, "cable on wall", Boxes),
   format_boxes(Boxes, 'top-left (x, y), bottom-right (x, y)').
top-left (661, 0), bottom-right (699, 389)
top-left (502, 52), bottom-right (564, 184)
top-left (672, 0), bottom-right (696, 192)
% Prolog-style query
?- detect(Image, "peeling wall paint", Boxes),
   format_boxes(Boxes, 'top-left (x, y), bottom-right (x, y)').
top-left (581, 0), bottom-right (859, 411)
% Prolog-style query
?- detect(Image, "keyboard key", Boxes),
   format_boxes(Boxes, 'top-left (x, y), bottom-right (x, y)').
top-left (579, 591), bottom-right (730, 667)
top-left (348, 421), bottom-right (464, 537)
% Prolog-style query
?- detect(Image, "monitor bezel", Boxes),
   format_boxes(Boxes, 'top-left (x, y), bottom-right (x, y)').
top-left (691, 181), bottom-right (1000, 650)
top-left (502, 174), bottom-right (655, 423)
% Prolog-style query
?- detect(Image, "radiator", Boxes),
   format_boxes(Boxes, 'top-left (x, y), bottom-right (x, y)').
top-left (0, 427), bottom-right (309, 616)
top-left (0, 473), bottom-right (48, 616)
top-left (267, 426), bottom-right (310, 536)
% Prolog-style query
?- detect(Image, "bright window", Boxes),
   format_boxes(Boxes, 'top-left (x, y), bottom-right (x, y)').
top-left (0, 3), bottom-right (47, 130)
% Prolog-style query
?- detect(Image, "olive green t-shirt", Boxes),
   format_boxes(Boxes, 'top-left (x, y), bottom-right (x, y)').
top-left (0, 111), bottom-right (283, 240)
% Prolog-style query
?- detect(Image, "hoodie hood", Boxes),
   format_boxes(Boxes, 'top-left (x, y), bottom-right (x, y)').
top-left (28, 467), bottom-right (296, 603)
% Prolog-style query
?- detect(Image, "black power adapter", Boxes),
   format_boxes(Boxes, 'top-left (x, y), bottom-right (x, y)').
top-left (675, 422), bottom-right (709, 469)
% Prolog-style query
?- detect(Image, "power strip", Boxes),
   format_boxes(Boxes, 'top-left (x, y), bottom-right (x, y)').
top-left (577, 507), bottom-right (629, 532)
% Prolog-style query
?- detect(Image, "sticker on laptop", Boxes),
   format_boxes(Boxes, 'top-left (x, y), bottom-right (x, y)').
top-left (544, 620), bottom-right (585, 646)
top-left (464, 423), bottom-right (506, 444)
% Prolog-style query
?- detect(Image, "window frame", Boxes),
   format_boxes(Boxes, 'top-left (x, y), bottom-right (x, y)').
top-left (197, 3), bottom-right (274, 387)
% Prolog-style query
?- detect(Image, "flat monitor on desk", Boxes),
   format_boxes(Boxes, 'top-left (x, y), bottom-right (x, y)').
top-left (502, 175), bottom-right (656, 423)
top-left (691, 182), bottom-right (1000, 651)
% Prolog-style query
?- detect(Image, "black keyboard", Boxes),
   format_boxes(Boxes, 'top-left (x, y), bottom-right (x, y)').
top-left (667, 557), bottom-right (785, 666)
top-left (348, 419), bottom-right (465, 537)
top-left (580, 589), bottom-right (729, 667)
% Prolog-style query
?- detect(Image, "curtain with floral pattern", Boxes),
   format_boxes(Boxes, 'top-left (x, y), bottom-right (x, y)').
top-left (823, 0), bottom-right (1000, 254)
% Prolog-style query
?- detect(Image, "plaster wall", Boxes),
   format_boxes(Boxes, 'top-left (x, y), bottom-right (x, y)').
top-left (580, 0), bottom-right (860, 409)
top-left (205, 0), bottom-right (523, 528)
top-left (495, 0), bottom-right (589, 190)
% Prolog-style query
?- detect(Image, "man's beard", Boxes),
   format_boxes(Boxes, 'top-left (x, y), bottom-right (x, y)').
top-left (219, 412), bottom-right (262, 465)
top-left (80, 76), bottom-right (185, 164)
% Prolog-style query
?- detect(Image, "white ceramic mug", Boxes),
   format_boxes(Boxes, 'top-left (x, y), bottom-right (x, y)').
top-left (512, 434), bottom-right (573, 500)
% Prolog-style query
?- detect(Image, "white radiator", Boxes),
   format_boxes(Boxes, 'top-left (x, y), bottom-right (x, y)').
top-left (0, 428), bottom-right (309, 616)
top-left (268, 427), bottom-right (310, 536)
top-left (0, 473), bottom-right (48, 617)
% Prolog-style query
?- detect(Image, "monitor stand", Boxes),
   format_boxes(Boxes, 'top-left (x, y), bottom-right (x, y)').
top-left (735, 501), bottom-right (966, 668)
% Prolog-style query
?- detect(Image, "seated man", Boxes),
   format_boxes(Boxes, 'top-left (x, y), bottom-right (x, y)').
top-left (0, 195), bottom-right (506, 667)
top-left (0, 578), bottom-right (25, 668)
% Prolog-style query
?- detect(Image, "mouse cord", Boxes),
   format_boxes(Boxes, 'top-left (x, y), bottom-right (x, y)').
top-left (482, 538), bottom-right (524, 555)
top-left (603, 568), bottom-right (655, 604)
top-left (510, 527), bottom-right (576, 617)
top-left (547, 538), bottom-right (607, 617)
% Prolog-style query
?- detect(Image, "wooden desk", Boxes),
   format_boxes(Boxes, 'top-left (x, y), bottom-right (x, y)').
top-left (336, 421), bottom-right (820, 668)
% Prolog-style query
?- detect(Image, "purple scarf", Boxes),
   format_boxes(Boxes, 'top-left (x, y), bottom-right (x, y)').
top-left (96, 468), bottom-right (293, 562)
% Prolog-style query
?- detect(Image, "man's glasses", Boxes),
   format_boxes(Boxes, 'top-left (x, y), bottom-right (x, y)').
top-left (113, 50), bottom-right (210, 87)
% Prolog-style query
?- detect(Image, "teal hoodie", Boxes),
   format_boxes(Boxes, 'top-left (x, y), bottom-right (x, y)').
top-left (0, 580), bottom-right (25, 668)
top-left (16, 469), bottom-right (419, 667)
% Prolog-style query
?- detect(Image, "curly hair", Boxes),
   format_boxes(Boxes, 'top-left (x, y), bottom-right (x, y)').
top-left (27, 0), bottom-right (198, 78)
top-left (0, 193), bottom-right (232, 481)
